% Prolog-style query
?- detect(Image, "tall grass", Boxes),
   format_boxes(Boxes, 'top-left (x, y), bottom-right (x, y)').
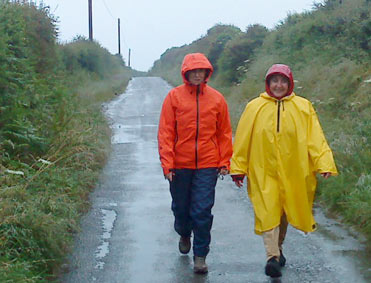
top-left (0, 70), bottom-right (132, 281)
top-left (0, 1), bottom-right (135, 281)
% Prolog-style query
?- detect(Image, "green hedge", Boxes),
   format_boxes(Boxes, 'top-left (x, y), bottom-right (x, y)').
top-left (0, 1), bottom-right (134, 280)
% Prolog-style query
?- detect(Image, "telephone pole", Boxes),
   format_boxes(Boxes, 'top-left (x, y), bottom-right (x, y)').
top-left (118, 18), bottom-right (121, 55)
top-left (128, 48), bottom-right (131, 67)
top-left (88, 0), bottom-right (93, 41)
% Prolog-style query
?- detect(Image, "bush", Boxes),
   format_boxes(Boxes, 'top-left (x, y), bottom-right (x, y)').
top-left (216, 24), bottom-right (268, 84)
top-left (60, 38), bottom-right (124, 78)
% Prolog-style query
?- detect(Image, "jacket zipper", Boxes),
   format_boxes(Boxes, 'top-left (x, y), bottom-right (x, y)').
top-left (277, 100), bottom-right (281, 132)
top-left (195, 86), bottom-right (200, 168)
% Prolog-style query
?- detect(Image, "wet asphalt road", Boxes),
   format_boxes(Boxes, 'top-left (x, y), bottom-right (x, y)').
top-left (62, 77), bottom-right (370, 283)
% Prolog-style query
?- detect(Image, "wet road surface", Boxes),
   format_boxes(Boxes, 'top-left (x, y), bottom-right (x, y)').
top-left (62, 77), bottom-right (370, 283)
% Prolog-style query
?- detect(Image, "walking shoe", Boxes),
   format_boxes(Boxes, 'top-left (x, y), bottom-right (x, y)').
top-left (265, 257), bottom-right (282, 278)
top-left (279, 250), bottom-right (286, 267)
top-left (178, 236), bottom-right (191, 254)
top-left (193, 256), bottom-right (208, 274)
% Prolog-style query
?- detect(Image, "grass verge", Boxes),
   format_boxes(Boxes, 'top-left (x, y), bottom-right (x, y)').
top-left (0, 71), bottom-right (132, 282)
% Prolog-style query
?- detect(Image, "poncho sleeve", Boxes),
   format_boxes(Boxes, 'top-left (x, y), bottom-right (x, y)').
top-left (307, 102), bottom-right (338, 175)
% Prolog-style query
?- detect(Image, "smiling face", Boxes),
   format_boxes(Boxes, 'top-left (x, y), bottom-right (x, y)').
top-left (268, 74), bottom-right (290, 98)
top-left (188, 69), bottom-right (207, 85)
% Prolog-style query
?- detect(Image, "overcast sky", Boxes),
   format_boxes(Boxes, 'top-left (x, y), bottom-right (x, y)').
top-left (39, 0), bottom-right (319, 72)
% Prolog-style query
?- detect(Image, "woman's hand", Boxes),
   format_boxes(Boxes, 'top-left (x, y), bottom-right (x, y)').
top-left (219, 167), bottom-right (229, 175)
top-left (165, 172), bottom-right (174, 181)
top-left (321, 172), bottom-right (332, 179)
top-left (231, 174), bottom-right (245, 188)
top-left (165, 171), bottom-right (175, 182)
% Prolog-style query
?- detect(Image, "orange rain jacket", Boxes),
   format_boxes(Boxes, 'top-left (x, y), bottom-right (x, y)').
top-left (158, 53), bottom-right (233, 175)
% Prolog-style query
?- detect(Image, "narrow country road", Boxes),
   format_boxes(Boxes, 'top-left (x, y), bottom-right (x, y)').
top-left (62, 77), bottom-right (369, 283)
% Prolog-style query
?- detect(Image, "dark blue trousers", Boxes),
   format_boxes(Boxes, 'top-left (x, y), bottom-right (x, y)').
top-left (169, 168), bottom-right (218, 257)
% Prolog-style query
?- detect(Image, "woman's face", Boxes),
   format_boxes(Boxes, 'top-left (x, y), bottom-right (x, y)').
top-left (269, 74), bottom-right (289, 98)
top-left (188, 69), bottom-right (207, 85)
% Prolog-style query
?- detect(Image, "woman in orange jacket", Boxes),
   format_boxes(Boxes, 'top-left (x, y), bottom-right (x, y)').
top-left (158, 53), bottom-right (233, 274)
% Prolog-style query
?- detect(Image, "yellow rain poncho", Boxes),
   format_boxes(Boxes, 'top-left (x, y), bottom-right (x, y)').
top-left (231, 90), bottom-right (338, 235)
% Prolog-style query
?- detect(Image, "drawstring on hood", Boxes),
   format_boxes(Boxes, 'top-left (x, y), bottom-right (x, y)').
top-left (265, 64), bottom-right (294, 100)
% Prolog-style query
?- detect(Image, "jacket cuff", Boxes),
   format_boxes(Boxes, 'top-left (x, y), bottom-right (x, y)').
top-left (219, 163), bottom-right (230, 170)
top-left (163, 168), bottom-right (171, 175)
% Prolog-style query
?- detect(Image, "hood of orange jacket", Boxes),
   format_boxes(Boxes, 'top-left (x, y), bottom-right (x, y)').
top-left (181, 53), bottom-right (213, 85)
top-left (265, 64), bottom-right (294, 100)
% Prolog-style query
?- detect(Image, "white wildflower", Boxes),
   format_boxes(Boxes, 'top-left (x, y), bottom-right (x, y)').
top-left (350, 102), bottom-right (361, 107)
top-left (5, 169), bottom-right (24, 176)
top-left (38, 158), bottom-right (52, 165)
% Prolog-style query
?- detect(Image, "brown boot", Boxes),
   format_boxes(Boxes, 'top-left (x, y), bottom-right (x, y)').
top-left (179, 236), bottom-right (191, 254)
top-left (193, 256), bottom-right (208, 274)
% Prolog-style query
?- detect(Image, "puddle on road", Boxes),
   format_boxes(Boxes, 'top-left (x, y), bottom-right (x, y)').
top-left (111, 131), bottom-right (138, 144)
top-left (95, 208), bottom-right (117, 270)
top-left (110, 123), bottom-right (158, 144)
top-left (103, 79), bottom-right (161, 145)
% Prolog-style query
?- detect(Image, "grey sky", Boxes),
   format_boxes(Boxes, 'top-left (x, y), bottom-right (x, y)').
top-left (39, 0), bottom-right (319, 71)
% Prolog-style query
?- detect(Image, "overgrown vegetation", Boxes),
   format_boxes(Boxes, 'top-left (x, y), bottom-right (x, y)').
top-left (150, 24), bottom-right (242, 86)
top-left (151, 0), bottom-right (371, 243)
top-left (0, 1), bottom-right (137, 281)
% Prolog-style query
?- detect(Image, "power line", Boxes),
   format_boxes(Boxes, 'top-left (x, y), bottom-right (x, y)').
top-left (119, 24), bottom-right (129, 49)
top-left (94, 0), bottom-right (131, 60)
top-left (100, 0), bottom-right (115, 20)
top-left (52, 4), bottom-right (59, 14)
top-left (98, 0), bottom-right (129, 49)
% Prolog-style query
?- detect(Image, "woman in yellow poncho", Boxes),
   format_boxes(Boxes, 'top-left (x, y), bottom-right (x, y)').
top-left (230, 64), bottom-right (338, 278)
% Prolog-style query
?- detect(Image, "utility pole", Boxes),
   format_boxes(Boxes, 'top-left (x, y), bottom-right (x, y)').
top-left (88, 0), bottom-right (93, 41)
top-left (118, 18), bottom-right (121, 55)
top-left (128, 48), bottom-right (131, 67)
